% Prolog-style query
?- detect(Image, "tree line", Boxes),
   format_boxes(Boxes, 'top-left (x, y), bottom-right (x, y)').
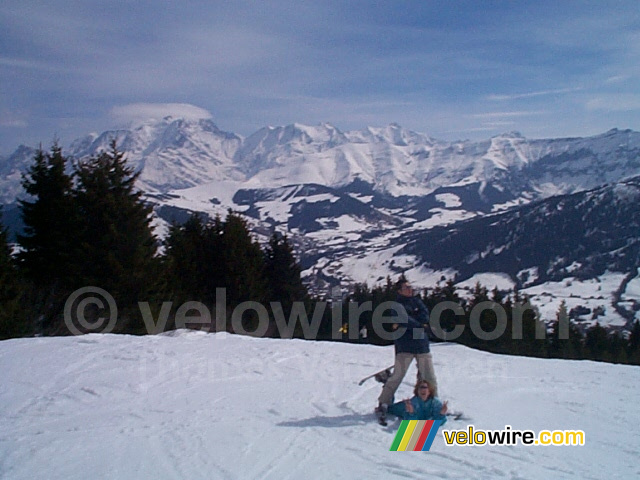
top-left (346, 279), bottom-right (640, 366)
top-left (1, 142), bottom-right (638, 367)
top-left (0, 142), bottom-right (307, 338)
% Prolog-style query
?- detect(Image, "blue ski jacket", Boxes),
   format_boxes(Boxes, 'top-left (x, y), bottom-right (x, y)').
top-left (387, 395), bottom-right (447, 424)
top-left (393, 294), bottom-right (431, 354)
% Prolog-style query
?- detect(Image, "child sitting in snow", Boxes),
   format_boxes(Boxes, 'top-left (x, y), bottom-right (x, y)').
top-left (387, 379), bottom-right (448, 424)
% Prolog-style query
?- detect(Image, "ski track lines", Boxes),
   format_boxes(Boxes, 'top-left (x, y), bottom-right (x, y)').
top-left (2, 331), bottom-right (640, 479)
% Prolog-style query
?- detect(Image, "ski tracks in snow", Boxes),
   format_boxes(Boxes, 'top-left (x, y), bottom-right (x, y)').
top-left (2, 331), bottom-right (640, 479)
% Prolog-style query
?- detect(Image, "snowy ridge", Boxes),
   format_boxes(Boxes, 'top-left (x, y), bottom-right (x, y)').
top-left (2, 121), bottom-right (639, 201)
top-left (2, 119), bottom-right (640, 330)
top-left (1, 331), bottom-right (638, 479)
top-left (401, 176), bottom-right (640, 330)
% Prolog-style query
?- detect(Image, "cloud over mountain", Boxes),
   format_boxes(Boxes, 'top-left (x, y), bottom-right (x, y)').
top-left (110, 103), bottom-right (213, 125)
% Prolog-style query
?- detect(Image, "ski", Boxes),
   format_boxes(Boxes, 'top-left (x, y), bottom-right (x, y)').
top-left (358, 366), bottom-right (394, 386)
top-left (446, 411), bottom-right (469, 421)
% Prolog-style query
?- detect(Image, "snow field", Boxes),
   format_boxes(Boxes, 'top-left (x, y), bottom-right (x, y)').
top-left (1, 331), bottom-right (639, 479)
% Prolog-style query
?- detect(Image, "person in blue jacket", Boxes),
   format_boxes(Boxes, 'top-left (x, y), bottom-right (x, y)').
top-left (388, 380), bottom-right (448, 424)
top-left (376, 278), bottom-right (438, 423)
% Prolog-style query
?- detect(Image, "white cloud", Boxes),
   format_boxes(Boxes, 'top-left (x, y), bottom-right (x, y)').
top-left (469, 111), bottom-right (547, 119)
top-left (0, 108), bottom-right (28, 128)
top-left (110, 103), bottom-right (213, 124)
top-left (586, 95), bottom-right (640, 112)
top-left (604, 75), bottom-right (631, 84)
top-left (0, 119), bottom-right (28, 128)
top-left (487, 87), bottom-right (582, 101)
top-left (0, 56), bottom-right (60, 72)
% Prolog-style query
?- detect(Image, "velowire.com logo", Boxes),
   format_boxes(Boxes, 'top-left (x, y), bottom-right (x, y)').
top-left (389, 420), bottom-right (443, 451)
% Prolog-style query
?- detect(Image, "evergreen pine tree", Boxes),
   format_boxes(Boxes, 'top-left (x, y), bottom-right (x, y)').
top-left (201, 214), bottom-right (226, 303)
top-left (163, 213), bottom-right (227, 305)
top-left (464, 282), bottom-right (491, 348)
top-left (567, 322), bottom-right (584, 359)
top-left (0, 210), bottom-right (27, 339)
top-left (468, 282), bottom-right (490, 308)
top-left (164, 214), bottom-right (209, 301)
top-left (627, 320), bottom-right (640, 365)
top-left (549, 300), bottom-right (570, 358)
top-left (73, 141), bottom-right (158, 333)
top-left (263, 232), bottom-right (308, 338)
top-left (18, 143), bottom-right (78, 286)
top-left (585, 323), bottom-right (608, 361)
top-left (440, 278), bottom-right (461, 303)
top-left (264, 232), bottom-right (307, 309)
top-left (518, 295), bottom-right (546, 357)
top-left (220, 211), bottom-right (266, 308)
top-left (606, 332), bottom-right (627, 364)
top-left (491, 286), bottom-right (504, 304)
top-left (425, 278), bottom-right (463, 343)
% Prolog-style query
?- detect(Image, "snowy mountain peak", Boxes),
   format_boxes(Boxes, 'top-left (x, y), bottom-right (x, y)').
top-left (3, 122), bottom-right (640, 200)
top-left (492, 131), bottom-right (525, 139)
top-left (66, 117), bottom-right (244, 192)
top-left (348, 123), bottom-right (435, 147)
top-left (484, 131), bottom-right (531, 170)
top-left (282, 122), bottom-right (346, 145)
top-left (0, 145), bottom-right (39, 203)
top-left (234, 123), bottom-right (350, 178)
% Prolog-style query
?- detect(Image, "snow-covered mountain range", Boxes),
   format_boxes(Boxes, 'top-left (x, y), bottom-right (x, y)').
top-left (2, 117), bottom-right (640, 330)
top-left (3, 117), bottom-right (639, 201)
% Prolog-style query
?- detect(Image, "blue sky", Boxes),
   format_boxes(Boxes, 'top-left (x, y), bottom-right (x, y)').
top-left (1, 0), bottom-right (639, 154)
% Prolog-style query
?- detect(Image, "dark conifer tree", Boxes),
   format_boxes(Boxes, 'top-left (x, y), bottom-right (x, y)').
top-left (606, 332), bottom-right (627, 364)
top-left (73, 140), bottom-right (158, 332)
top-left (424, 278), bottom-right (463, 343)
top-left (585, 322), bottom-right (608, 361)
top-left (468, 282), bottom-right (490, 309)
top-left (220, 211), bottom-right (266, 308)
top-left (518, 294), bottom-right (546, 357)
top-left (548, 300), bottom-right (570, 358)
top-left (627, 320), bottom-right (640, 365)
top-left (566, 322), bottom-right (584, 360)
top-left (462, 282), bottom-right (491, 348)
top-left (262, 232), bottom-right (309, 338)
top-left (264, 232), bottom-right (307, 309)
top-left (427, 279), bottom-right (452, 308)
top-left (164, 214), bottom-right (209, 301)
top-left (200, 214), bottom-right (226, 303)
top-left (0, 211), bottom-right (27, 339)
top-left (164, 213), bottom-right (227, 305)
top-left (18, 143), bottom-right (78, 286)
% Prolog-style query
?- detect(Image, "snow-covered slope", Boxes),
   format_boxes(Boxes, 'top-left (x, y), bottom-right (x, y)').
top-left (1, 331), bottom-right (638, 479)
top-left (401, 176), bottom-right (640, 330)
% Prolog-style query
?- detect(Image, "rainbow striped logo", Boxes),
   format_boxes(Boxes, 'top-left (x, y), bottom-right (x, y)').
top-left (389, 420), bottom-right (443, 451)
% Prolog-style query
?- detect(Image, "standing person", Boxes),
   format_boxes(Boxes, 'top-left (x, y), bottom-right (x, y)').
top-left (387, 380), bottom-right (447, 423)
top-left (375, 278), bottom-right (438, 425)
